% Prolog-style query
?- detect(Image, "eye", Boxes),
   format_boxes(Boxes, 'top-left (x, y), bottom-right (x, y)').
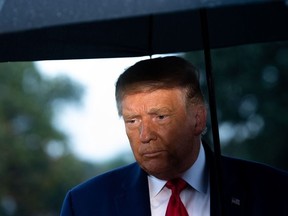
top-left (125, 119), bottom-right (136, 124)
top-left (156, 114), bottom-right (170, 121)
top-left (158, 115), bottom-right (166, 120)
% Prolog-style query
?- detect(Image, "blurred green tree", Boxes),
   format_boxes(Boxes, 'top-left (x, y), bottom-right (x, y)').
top-left (186, 41), bottom-right (288, 171)
top-left (0, 62), bottom-right (96, 216)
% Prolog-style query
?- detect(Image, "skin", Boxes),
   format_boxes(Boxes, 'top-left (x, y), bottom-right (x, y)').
top-left (121, 87), bottom-right (207, 180)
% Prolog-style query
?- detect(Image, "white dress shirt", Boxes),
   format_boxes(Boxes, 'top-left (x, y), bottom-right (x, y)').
top-left (148, 144), bottom-right (210, 216)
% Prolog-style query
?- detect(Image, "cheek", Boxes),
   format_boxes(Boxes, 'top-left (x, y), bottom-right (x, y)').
top-left (162, 118), bottom-right (195, 148)
top-left (126, 130), bottom-right (141, 155)
top-left (126, 126), bottom-right (138, 140)
top-left (161, 116), bottom-right (193, 139)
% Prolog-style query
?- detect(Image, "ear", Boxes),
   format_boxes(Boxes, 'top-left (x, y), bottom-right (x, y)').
top-left (194, 104), bottom-right (207, 136)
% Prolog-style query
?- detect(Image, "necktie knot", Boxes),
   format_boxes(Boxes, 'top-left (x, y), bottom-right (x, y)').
top-left (165, 178), bottom-right (189, 216)
top-left (166, 178), bottom-right (188, 194)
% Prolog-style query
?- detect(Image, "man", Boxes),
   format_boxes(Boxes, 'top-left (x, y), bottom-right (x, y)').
top-left (60, 56), bottom-right (288, 216)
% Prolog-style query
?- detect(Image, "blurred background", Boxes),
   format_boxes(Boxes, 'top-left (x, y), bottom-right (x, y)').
top-left (1, 40), bottom-right (288, 216)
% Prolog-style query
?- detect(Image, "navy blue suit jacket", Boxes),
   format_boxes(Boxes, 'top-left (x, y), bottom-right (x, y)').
top-left (61, 144), bottom-right (288, 216)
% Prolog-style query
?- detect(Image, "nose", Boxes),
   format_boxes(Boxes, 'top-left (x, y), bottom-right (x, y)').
top-left (139, 120), bottom-right (156, 143)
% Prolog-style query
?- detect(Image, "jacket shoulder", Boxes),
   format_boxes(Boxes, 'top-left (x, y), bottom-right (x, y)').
top-left (222, 155), bottom-right (288, 180)
top-left (61, 162), bottom-right (145, 216)
top-left (220, 156), bottom-right (288, 215)
top-left (71, 162), bottom-right (140, 194)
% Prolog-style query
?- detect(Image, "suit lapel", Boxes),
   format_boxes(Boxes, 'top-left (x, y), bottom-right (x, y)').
top-left (114, 163), bottom-right (151, 216)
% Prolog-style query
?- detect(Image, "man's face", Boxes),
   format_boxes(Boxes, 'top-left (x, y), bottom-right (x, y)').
top-left (121, 87), bottom-right (206, 180)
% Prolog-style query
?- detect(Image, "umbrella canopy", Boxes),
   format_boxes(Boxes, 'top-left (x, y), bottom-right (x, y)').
top-left (0, 0), bottom-right (287, 61)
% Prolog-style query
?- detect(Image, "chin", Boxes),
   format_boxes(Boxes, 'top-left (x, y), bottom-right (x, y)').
top-left (141, 162), bottom-right (173, 179)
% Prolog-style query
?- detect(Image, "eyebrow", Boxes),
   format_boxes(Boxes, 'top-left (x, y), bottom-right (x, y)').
top-left (147, 107), bottom-right (172, 114)
top-left (123, 107), bottom-right (173, 118)
top-left (122, 113), bottom-right (139, 119)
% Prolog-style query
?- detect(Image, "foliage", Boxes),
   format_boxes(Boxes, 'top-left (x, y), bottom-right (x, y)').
top-left (186, 41), bottom-right (288, 171)
top-left (0, 62), bottom-right (94, 216)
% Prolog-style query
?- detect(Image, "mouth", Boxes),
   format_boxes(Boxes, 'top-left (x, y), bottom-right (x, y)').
top-left (142, 150), bottom-right (164, 158)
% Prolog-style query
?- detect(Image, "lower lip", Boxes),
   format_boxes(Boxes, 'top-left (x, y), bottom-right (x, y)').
top-left (143, 151), bottom-right (163, 158)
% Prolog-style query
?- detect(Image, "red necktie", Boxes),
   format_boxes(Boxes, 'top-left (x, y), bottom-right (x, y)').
top-left (165, 178), bottom-right (189, 216)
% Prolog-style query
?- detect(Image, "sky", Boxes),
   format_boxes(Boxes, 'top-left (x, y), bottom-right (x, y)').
top-left (35, 57), bottom-right (149, 162)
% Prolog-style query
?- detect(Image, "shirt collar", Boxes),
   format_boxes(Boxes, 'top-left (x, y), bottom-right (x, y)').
top-left (148, 143), bottom-right (209, 197)
top-left (182, 143), bottom-right (209, 194)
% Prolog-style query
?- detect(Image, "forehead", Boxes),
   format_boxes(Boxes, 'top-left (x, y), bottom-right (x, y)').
top-left (121, 88), bottom-right (187, 113)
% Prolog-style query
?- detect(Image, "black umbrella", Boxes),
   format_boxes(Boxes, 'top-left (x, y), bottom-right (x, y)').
top-left (0, 0), bottom-right (287, 61)
top-left (1, 0), bottom-right (287, 215)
